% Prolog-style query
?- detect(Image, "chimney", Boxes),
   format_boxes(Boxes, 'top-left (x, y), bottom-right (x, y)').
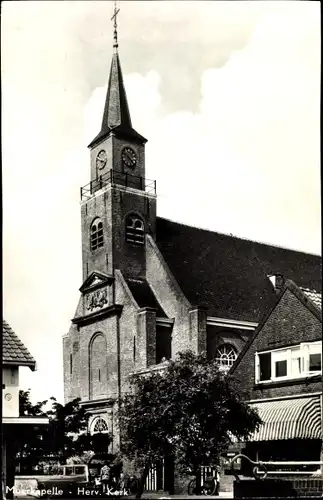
top-left (268, 274), bottom-right (285, 293)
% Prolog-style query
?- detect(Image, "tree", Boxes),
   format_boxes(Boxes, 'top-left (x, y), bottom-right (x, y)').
top-left (19, 389), bottom-right (48, 417)
top-left (45, 397), bottom-right (90, 457)
top-left (118, 350), bottom-right (261, 498)
top-left (17, 391), bottom-right (113, 464)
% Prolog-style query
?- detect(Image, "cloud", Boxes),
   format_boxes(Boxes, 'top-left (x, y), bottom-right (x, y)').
top-left (114, 5), bottom-right (320, 252)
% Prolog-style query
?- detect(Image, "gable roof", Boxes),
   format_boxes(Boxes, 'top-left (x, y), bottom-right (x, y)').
top-left (125, 278), bottom-right (167, 317)
top-left (155, 217), bottom-right (321, 322)
top-left (230, 280), bottom-right (322, 376)
top-left (2, 320), bottom-right (36, 370)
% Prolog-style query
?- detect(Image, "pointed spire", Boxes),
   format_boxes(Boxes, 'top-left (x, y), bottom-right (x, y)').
top-left (101, 52), bottom-right (132, 131)
top-left (88, 2), bottom-right (146, 148)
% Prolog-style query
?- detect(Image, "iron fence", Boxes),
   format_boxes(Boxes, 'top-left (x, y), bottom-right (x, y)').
top-left (80, 169), bottom-right (156, 200)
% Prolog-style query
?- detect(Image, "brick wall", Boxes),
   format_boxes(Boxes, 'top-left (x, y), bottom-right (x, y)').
top-left (115, 271), bottom-right (138, 390)
top-left (81, 185), bottom-right (156, 282)
top-left (81, 315), bottom-right (119, 401)
top-left (146, 235), bottom-right (192, 357)
top-left (81, 188), bottom-right (113, 280)
top-left (64, 315), bottom-right (120, 403)
top-left (63, 330), bottom-right (73, 403)
top-left (137, 308), bottom-right (157, 367)
top-left (89, 136), bottom-right (145, 187)
top-left (207, 325), bottom-right (249, 360)
top-left (188, 307), bottom-right (207, 354)
top-left (112, 137), bottom-right (146, 180)
top-left (233, 288), bottom-right (322, 400)
top-left (111, 186), bottom-right (156, 279)
top-left (89, 136), bottom-right (113, 185)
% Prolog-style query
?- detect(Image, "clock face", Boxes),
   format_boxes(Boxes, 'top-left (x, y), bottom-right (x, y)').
top-left (96, 150), bottom-right (107, 170)
top-left (121, 147), bottom-right (137, 168)
top-left (5, 393), bottom-right (12, 401)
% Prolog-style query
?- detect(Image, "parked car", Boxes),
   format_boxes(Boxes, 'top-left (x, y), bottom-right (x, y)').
top-left (36, 464), bottom-right (93, 497)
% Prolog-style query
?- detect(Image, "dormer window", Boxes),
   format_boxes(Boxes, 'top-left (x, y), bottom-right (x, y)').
top-left (90, 218), bottom-right (104, 251)
top-left (255, 341), bottom-right (322, 383)
top-left (126, 214), bottom-right (144, 245)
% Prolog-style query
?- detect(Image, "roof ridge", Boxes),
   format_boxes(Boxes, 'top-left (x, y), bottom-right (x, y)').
top-left (300, 286), bottom-right (320, 293)
top-left (285, 280), bottom-right (322, 316)
top-left (156, 216), bottom-right (322, 257)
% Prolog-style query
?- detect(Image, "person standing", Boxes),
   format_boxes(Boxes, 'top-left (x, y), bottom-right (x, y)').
top-left (100, 462), bottom-right (110, 494)
top-left (215, 465), bottom-right (220, 496)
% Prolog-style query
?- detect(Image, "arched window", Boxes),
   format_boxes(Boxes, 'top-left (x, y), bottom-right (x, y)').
top-left (125, 214), bottom-right (144, 245)
top-left (89, 333), bottom-right (107, 400)
top-left (215, 344), bottom-right (237, 372)
top-left (92, 417), bottom-right (109, 434)
top-left (90, 218), bottom-right (104, 251)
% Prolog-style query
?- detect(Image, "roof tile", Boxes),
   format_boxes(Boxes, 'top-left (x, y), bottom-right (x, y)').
top-left (156, 217), bottom-right (321, 322)
top-left (300, 288), bottom-right (322, 310)
top-left (2, 320), bottom-right (36, 368)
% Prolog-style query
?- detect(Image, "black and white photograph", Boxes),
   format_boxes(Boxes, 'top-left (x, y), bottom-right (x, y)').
top-left (2, 1), bottom-right (321, 499)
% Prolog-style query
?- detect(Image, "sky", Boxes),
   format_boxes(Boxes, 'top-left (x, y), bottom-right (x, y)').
top-left (2, 1), bottom-right (321, 404)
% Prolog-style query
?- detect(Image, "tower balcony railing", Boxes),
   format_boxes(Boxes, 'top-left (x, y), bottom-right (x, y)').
top-left (80, 169), bottom-right (156, 201)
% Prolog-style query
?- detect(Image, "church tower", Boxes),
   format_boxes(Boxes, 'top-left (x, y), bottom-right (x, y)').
top-left (63, 4), bottom-right (158, 441)
top-left (81, 7), bottom-right (156, 282)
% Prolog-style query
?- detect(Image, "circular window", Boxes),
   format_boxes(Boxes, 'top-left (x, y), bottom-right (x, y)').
top-left (215, 344), bottom-right (237, 371)
top-left (92, 417), bottom-right (108, 434)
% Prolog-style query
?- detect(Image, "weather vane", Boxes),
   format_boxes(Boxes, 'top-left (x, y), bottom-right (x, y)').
top-left (111, 0), bottom-right (120, 51)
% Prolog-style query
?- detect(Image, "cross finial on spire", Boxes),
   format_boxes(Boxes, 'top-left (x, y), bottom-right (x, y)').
top-left (111, 0), bottom-right (120, 52)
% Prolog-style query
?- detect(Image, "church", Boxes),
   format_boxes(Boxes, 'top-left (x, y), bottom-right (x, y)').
top-left (63, 7), bottom-right (321, 460)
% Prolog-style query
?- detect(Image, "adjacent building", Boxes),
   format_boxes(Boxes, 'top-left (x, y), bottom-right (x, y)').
top-left (230, 279), bottom-right (322, 476)
top-left (2, 320), bottom-right (48, 499)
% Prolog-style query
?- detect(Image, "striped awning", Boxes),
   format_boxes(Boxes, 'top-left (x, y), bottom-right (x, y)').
top-left (249, 396), bottom-right (322, 441)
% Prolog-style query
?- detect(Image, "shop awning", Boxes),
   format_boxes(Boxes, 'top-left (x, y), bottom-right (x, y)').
top-left (249, 396), bottom-right (322, 441)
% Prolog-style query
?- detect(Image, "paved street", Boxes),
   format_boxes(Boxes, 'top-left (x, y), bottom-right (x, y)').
top-left (13, 491), bottom-right (233, 500)
top-left (137, 493), bottom-right (232, 499)
top-left (12, 476), bottom-right (233, 499)
top-left (14, 496), bottom-right (232, 500)
top-left (13, 479), bottom-right (233, 499)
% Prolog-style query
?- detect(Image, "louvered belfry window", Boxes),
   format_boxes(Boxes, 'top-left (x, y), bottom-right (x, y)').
top-left (126, 214), bottom-right (145, 245)
top-left (90, 218), bottom-right (104, 251)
